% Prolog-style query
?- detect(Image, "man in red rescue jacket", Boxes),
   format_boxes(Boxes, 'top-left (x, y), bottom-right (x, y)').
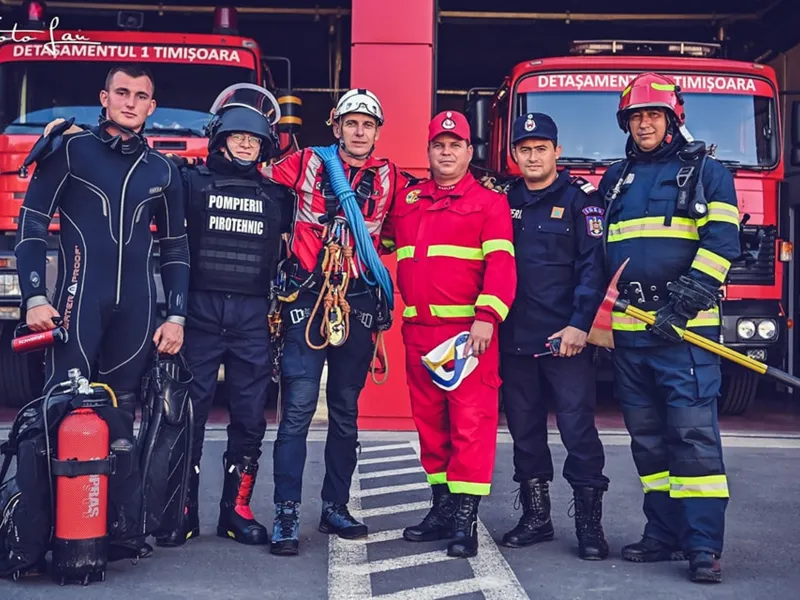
top-left (380, 110), bottom-right (516, 558)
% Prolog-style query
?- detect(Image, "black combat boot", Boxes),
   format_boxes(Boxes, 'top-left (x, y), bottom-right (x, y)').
top-left (156, 465), bottom-right (201, 547)
top-left (571, 487), bottom-right (609, 560)
top-left (689, 551), bottom-right (722, 583)
top-left (403, 484), bottom-right (456, 542)
top-left (501, 479), bottom-right (554, 548)
top-left (447, 494), bottom-right (480, 558)
top-left (622, 536), bottom-right (686, 562)
top-left (217, 453), bottom-right (268, 545)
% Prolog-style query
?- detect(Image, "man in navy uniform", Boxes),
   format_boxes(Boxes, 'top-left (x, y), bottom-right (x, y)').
top-left (496, 113), bottom-right (610, 560)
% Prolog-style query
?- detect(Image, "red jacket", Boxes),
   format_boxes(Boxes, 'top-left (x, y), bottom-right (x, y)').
top-left (260, 148), bottom-right (404, 276)
top-left (381, 173), bottom-right (517, 327)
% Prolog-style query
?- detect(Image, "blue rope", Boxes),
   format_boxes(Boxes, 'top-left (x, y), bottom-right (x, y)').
top-left (310, 144), bottom-right (394, 309)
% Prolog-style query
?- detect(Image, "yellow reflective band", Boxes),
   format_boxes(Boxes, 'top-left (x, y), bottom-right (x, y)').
top-left (669, 474), bottom-right (730, 499)
top-left (691, 248), bottom-right (731, 283)
top-left (651, 82), bottom-right (675, 91)
top-left (641, 471), bottom-right (670, 493)
top-left (476, 294), bottom-right (509, 320)
top-left (448, 481), bottom-right (491, 496)
top-left (482, 239), bottom-right (515, 257)
top-left (403, 306), bottom-right (418, 318)
top-left (612, 307), bottom-right (719, 331)
top-left (430, 304), bottom-right (476, 318)
top-left (622, 85), bottom-right (632, 97)
top-left (428, 244), bottom-right (483, 260)
top-left (380, 238), bottom-right (396, 251)
top-left (396, 246), bottom-right (415, 261)
top-left (607, 216), bottom-right (699, 243)
top-left (696, 202), bottom-right (741, 228)
top-left (427, 472), bottom-right (447, 485)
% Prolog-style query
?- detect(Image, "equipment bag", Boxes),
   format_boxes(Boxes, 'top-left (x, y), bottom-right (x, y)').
top-left (138, 349), bottom-right (195, 539)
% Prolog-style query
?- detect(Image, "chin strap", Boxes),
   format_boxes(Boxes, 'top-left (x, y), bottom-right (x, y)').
top-left (338, 138), bottom-right (374, 161)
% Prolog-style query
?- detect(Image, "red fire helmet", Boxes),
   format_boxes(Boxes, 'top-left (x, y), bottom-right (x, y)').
top-left (616, 72), bottom-right (686, 132)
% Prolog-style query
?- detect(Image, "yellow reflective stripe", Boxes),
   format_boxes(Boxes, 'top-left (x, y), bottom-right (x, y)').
top-left (641, 471), bottom-right (670, 493)
top-left (428, 244), bottom-right (483, 260)
top-left (651, 82), bottom-right (675, 91)
top-left (396, 245), bottom-right (415, 261)
top-left (696, 202), bottom-right (740, 228)
top-left (380, 237), bottom-right (396, 251)
top-left (612, 307), bottom-right (719, 331)
top-left (448, 481), bottom-right (491, 496)
top-left (403, 306), bottom-right (417, 318)
top-left (430, 304), bottom-right (476, 318)
top-left (669, 475), bottom-right (729, 499)
top-left (427, 472), bottom-right (447, 485)
top-left (691, 248), bottom-right (730, 283)
top-left (482, 239), bottom-right (515, 257)
top-left (476, 294), bottom-right (509, 320)
top-left (607, 216), bottom-right (699, 242)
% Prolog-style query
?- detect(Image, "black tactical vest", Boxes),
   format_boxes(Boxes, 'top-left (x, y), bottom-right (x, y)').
top-left (186, 167), bottom-right (282, 296)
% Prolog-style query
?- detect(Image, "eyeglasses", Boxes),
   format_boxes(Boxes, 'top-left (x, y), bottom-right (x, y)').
top-left (230, 133), bottom-right (262, 146)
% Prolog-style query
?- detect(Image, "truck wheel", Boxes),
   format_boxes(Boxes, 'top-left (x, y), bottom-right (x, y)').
top-left (718, 365), bottom-right (758, 416)
top-left (0, 323), bottom-right (45, 408)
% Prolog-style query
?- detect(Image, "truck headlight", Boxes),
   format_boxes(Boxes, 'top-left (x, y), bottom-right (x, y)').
top-left (737, 319), bottom-right (756, 340)
top-left (0, 273), bottom-right (21, 297)
top-left (757, 319), bottom-right (777, 340)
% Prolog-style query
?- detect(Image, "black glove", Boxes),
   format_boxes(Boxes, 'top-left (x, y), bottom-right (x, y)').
top-left (651, 303), bottom-right (688, 344)
top-left (666, 275), bottom-right (718, 314)
top-left (165, 153), bottom-right (203, 168)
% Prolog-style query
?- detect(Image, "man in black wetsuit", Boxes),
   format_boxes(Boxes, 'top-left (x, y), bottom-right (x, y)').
top-left (15, 64), bottom-right (190, 401)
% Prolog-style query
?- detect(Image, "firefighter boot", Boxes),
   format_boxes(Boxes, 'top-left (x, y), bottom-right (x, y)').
top-left (156, 465), bottom-right (201, 547)
top-left (447, 494), bottom-right (481, 558)
top-left (622, 536), bottom-right (686, 562)
top-left (319, 501), bottom-right (368, 539)
top-left (571, 487), bottom-right (609, 560)
top-left (501, 478), bottom-right (555, 548)
top-left (216, 454), bottom-right (268, 545)
top-left (270, 501), bottom-right (300, 556)
top-left (403, 484), bottom-right (456, 542)
top-left (689, 551), bottom-right (722, 583)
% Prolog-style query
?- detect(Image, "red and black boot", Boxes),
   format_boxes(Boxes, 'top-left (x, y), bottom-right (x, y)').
top-left (217, 453), bottom-right (268, 545)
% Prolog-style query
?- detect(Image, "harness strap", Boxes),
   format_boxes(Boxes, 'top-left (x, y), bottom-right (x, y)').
top-left (50, 455), bottom-right (117, 477)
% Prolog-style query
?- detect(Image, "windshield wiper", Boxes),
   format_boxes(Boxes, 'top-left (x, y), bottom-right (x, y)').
top-left (144, 127), bottom-right (204, 138)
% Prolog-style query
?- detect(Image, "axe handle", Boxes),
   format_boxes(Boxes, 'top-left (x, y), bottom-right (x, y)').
top-left (622, 303), bottom-right (800, 391)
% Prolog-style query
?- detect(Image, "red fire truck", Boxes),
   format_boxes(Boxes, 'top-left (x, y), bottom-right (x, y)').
top-left (0, 3), bottom-right (297, 406)
top-left (466, 40), bottom-right (792, 415)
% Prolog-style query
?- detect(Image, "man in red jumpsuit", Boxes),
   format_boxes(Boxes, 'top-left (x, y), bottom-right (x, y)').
top-left (380, 110), bottom-right (516, 558)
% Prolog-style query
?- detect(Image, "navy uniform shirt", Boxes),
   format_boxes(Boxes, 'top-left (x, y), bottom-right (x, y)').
top-left (499, 169), bottom-right (607, 355)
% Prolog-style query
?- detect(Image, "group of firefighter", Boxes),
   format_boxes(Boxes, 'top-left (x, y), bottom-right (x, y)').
top-left (14, 63), bottom-right (740, 585)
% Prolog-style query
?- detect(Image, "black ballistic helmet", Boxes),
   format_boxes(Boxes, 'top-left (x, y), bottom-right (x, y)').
top-left (205, 106), bottom-right (278, 163)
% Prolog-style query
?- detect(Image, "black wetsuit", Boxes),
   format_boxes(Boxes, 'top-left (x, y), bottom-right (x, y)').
top-left (14, 124), bottom-right (190, 395)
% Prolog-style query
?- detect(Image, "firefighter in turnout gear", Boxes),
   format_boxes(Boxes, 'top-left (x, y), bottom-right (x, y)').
top-left (158, 84), bottom-right (294, 548)
top-left (598, 72), bottom-right (740, 584)
top-left (380, 111), bottom-right (516, 559)
top-left (498, 113), bottom-right (610, 560)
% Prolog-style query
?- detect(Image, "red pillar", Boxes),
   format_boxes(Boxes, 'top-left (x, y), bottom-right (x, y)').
top-left (350, 0), bottom-right (436, 430)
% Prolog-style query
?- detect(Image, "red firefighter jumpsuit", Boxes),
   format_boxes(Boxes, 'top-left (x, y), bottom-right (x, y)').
top-left (381, 172), bottom-right (517, 495)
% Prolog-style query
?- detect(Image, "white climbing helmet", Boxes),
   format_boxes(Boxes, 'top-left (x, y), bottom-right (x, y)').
top-left (331, 88), bottom-right (384, 126)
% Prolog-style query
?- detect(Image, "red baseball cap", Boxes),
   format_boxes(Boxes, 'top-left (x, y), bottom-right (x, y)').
top-left (428, 110), bottom-right (471, 143)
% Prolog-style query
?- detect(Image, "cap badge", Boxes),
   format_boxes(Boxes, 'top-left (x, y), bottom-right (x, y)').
top-left (524, 118), bottom-right (536, 132)
top-left (442, 111), bottom-right (456, 130)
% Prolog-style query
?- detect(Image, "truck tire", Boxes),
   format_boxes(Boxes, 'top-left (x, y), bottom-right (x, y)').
top-left (718, 364), bottom-right (758, 416)
top-left (0, 323), bottom-right (45, 408)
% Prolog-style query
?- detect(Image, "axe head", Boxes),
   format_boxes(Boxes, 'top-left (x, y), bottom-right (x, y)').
top-left (587, 258), bottom-right (629, 349)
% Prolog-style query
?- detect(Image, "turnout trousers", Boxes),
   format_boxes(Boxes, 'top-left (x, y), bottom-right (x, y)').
top-left (612, 343), bottom-right (729, 555)
top-left (403, 322), bottom-right (501, 495)
top-left (500, 351), bottom-right (609, 490)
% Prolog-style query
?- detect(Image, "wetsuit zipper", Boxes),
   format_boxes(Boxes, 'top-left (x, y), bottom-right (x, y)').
top-left (116, 152), bottom-right (145, 307)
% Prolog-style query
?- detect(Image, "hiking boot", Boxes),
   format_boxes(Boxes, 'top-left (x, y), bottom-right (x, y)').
top-left (689, 551), bottom-right (722, 583)
top-left (270, 501), bottom-right (300, 556)
top-left (622, 536), bottom-right (686, 562)
top-left (319, 501), bottom-right (368, 539)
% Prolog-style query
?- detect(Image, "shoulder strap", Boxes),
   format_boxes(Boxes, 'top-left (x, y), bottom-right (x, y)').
top-left (569, 175), bottom-right (597, 195)
top-left (355, 169), bottom-right (377, 217)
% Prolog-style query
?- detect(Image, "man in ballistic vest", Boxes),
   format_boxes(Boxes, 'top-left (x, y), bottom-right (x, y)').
top-left (598, 72), bottom-right (740, 583)
top-left (260, 89), bottom-right (404, 555)
top-left (157, 84), bottom-right (294, 548)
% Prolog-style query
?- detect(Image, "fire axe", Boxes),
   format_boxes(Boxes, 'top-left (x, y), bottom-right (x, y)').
top-left (587, 258), bottom-right (800, 390)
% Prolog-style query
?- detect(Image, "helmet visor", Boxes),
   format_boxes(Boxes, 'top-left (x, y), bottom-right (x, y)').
top-left (210, 83), bottom-right (281, 126)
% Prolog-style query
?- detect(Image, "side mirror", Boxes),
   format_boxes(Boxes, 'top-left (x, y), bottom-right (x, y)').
top-left (465, 95), bottom-right (490, 145)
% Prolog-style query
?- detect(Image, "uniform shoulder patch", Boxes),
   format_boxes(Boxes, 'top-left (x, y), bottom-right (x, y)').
top-left (570, 176), bottom-right (597, 195)
top-left (582, 205), bottom-right (605, 238)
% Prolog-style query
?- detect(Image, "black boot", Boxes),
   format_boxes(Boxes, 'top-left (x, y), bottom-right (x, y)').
top-left (447, 494), bottom-right (480, 558)
top-left (217, 454), bottom-right (268, 545)
top-left (571, 487), bottom-right (609, 560)
top-left (501, 479), bottom-right (554, 548)
top-left (319, 501), bottom-right (368, 539)
top-left (156, 465), bottom-right (201, 547)
top-left (403, 484), bottom-right (456, 542)
top-left (622, 536), bottom-right (686, 562)
top-left (689, 551), bottom-right (722, 583)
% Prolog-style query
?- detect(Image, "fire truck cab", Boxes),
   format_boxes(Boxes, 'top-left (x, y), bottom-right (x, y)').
top-left (466, 40), bottom-right (792, 415)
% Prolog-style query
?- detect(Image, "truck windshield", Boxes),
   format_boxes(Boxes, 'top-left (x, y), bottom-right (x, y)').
top-left (515, 75), bottom-right (779, 169)
top-left (0, 60), bottom-right (257, 136)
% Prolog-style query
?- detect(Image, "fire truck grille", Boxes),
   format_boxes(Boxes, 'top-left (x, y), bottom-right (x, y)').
top-left (727, 225), bottom-right (776, 286)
